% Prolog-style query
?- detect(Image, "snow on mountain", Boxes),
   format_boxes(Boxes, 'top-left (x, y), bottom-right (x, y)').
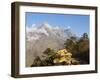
top-left (26, 22), bottom-right (76, 67)
top-left (26, 22), bottom-right (74, 41)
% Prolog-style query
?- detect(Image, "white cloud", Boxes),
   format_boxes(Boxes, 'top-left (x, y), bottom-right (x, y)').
top-left (31, 24), bottom-right (36, 27)
top-left (67, 26), bottom-right (71, 30)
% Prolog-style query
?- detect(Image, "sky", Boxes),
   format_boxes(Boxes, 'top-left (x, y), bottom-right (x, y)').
top-left (25, 12), bottom-right (90, 36)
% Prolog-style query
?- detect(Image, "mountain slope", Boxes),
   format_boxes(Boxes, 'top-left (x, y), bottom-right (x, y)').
top-left (26, 22), bottom-right (76, 67)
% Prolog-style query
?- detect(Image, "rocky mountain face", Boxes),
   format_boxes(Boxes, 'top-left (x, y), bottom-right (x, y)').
top-left (26, 22), bottom-right (75, 67)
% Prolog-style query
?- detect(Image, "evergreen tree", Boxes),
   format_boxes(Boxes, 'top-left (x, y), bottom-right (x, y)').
top-left (77, 33), bottom-right (89, 64)
top-left (64, 33), bottom-right (89, 64)
top-left (64, 36), bottom-right (78, 54)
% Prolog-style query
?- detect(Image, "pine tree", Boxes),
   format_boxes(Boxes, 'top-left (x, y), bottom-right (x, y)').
top-left (77, 33), bottom-right (89, 64)
top-left (64, 36), bottom-right (78, 54)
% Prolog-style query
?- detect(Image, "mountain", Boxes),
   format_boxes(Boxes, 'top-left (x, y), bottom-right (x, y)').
top-left (26, 22), bottom-right (76, 67)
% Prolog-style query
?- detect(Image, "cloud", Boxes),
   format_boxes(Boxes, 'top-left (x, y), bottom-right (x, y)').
top-left (67, 26), bottom-right (71, 29)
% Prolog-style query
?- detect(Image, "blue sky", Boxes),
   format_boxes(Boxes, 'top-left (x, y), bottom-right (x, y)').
top-left (25, 12), bottom-right (90, 36)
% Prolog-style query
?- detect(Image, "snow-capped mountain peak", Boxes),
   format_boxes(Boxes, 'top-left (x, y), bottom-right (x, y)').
top-left (26, 22), bottom-right (75, 41)
top-left (39, 22), bottom-right (52, 29)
